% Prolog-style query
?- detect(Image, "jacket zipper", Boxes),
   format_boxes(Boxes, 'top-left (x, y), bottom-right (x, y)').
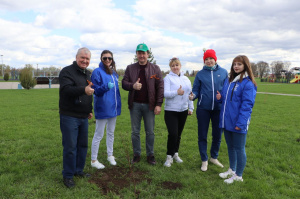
top-left (111, 74), bottom-right (117, 115)
top-left (211, 71), bottom-right (214, 110)
top-left (198, 94), bottom-right (202, 106)
top-left (222, 82), bottom-right (231, 128)
top-left (230, 82), bottom-right (238, 101)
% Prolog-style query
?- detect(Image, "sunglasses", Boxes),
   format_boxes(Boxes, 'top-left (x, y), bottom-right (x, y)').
top-left (103, 57), bottom-right (113, 61)
top-left (169, 57), bottom-right (179, 61)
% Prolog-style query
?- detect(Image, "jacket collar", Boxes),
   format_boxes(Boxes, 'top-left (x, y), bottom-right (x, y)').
top-left (203, 64), bottom-right (219, 71)
top-left (74, 61), bottom-right (89, 75)
top-left (232, 72), bottom-right (249, 82)
top-left (169, 71), bottom-right (183, 76)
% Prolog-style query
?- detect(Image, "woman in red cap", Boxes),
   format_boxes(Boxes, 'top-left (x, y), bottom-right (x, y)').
top-left (189, 49), bottom-right (228, 171)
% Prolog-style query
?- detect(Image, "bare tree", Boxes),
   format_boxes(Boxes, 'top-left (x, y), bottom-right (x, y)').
top-left (116, 69), bottom-right (125, 76)
top-left (283, 61), bottom-right (291, 71)
top-left (250, 62), bottom-right (258, 77)
top-left (257, 61), bottom-right (269, 78)
top-left (271, 61), bottom-right (284, 79)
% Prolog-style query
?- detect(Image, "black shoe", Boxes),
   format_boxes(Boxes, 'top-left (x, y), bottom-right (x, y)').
top-left (74, 172), bottom-right (91, 178)
top-left (147, 155), bottom-right (156, 165)
top-left (63, 178), bottom-right (75, 188)
top-left (131, 154), bottom-right (141, 164)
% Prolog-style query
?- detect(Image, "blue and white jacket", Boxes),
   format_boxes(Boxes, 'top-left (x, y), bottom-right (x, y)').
top-left (164, 71), bottom-right (194, 112)
top-left (192, 64), bottom-right (228, 110)
top-left (91, 62), bottom-right (121, 119)
top-left (218, 73), bottom-right (256, 134)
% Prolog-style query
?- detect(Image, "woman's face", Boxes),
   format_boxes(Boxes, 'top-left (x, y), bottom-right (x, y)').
top-left (170, 62), bottom-right (181, 75)
top-left (204, 57), bottom-right (216, 67)
top-left (233, 61), bottom-right (245, 74)
top-left (101, 53), bottom-right (113, 67)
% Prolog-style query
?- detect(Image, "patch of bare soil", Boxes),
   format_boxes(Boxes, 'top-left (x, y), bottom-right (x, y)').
top-left (89, 166), bottom-right (183, 196)
top-left (160, 181), bottom-right (183, 190)
top-left (89, 166), bottom-right (151, 195)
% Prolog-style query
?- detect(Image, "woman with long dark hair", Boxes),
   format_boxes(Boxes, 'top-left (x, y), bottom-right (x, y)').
top-left (90, 50), bottom-right (121, 169)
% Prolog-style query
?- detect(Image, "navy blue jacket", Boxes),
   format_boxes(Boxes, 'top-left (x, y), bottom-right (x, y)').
top-left (218, 74), bottom-right (257, 134)
top-left (192, 64), bottom-right (228, 110)
top-left (91, 62), bottom-right (121, 119)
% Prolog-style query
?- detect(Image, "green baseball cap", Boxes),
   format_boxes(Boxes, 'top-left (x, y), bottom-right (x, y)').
top-left (136, 43), bottom-right (149, 52)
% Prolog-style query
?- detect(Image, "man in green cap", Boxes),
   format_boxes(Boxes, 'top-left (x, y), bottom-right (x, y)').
top-left (122, 43), bottom-right (164, 165)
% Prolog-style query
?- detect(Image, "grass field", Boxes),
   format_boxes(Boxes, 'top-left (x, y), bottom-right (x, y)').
top-left (0, 80), bottom-right (299, 198)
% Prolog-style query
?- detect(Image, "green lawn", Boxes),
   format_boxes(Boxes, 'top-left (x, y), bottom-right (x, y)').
top-left (0, 80), bottom-right (299, 198)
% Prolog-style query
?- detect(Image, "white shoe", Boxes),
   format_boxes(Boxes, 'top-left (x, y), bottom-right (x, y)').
top-left (91, 160), bottom-right (105, 169)
top-left (173, 153), bottom-right (183, 163)
top-left (224, 174), bottom-right (243, 184)
top-left (107, 156), bottom-right (117, 166)
top-left (201, 161), bottom-right (208, 171)
top-left (219, 168), bottom-right (235, 179)
top-left (210, 158), bottom-right (224, 168)
top-left (164, 155), bottom-right (173, 167)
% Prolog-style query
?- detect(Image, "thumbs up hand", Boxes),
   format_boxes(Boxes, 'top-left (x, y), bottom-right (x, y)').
top-left (133, 78), bottom-right (142, 90)
top-left (108, 81), bottom-right (114, 89)
top-left (85, 81), bottom-right (94, 95)
top-left (216, 90), bottom-right (221, 100)
top-left (177, 85), bottom-right (184, 95)
top-left (189, 92), bottom-right (195, 100)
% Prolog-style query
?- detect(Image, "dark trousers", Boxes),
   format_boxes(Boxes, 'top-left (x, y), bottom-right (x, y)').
top-left (196, 109), bottom-right (222, 161)
top-left (164, 110), bottom-right (188, 156)
top-left (60, 114), bottom-right (88, 179)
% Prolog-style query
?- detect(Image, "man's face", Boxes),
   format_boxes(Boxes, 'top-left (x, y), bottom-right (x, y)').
top-left (76, 51), bottom-right (91, 69)
top-left (136, 51), bottom-right (148, 65)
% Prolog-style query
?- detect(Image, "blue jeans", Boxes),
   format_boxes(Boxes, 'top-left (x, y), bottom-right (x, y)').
top-left (130, 102), bottom-right (155, 156)
top-left (196, 109), bottom-right (222, 161)
top-left (224, 130), bottom-right (247, 176)
top-left (60, 114), bottom-right (89, 179)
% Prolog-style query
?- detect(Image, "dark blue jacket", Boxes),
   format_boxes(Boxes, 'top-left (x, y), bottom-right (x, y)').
top-left (218, 74), bottom-right (256, 134)
top-left (91, 62), bottom-right (121, 119)
top-left (192, 64), bottom-right (228, 110)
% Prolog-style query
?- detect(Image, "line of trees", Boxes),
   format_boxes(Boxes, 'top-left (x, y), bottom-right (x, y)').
top-left (0, 54), bottom-right (294, 81)
top-left (253, 61), bottom-right (292, 79)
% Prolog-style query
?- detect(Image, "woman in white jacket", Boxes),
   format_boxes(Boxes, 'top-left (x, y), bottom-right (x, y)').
top-left (163, 57), bottom-right (194, 167)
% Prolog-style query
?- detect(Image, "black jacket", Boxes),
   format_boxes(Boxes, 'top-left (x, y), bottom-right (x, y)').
top-left (59, 61), bottom-right (93, 118)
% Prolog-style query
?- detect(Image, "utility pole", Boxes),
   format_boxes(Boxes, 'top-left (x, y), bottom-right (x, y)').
top-left (1, 55), bottom-right (3, 78)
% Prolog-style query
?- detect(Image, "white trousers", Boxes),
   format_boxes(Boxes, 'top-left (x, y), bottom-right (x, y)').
top-left (91, 117), bottom-right (117, 160)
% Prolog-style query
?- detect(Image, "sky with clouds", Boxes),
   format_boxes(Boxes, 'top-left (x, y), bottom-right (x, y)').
top-left (0, 0), bottom-right (299, 72)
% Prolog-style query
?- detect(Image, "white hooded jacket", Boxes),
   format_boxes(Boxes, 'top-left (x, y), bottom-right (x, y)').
top-left (164, 71), bottom-right (194, 112)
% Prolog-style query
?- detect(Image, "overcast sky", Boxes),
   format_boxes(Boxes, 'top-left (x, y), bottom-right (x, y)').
top-left (0, 0), bottom-right (299, 72)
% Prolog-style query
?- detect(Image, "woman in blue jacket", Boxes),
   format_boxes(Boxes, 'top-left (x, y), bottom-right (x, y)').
top-left (163, 57), bottom-right (194, 167)
top-left (217, 55), bottom-right (257, 184)
top-left (189, 49), bottom-right (228, 171)
top-left (90, 50), bottom-right (121, 169)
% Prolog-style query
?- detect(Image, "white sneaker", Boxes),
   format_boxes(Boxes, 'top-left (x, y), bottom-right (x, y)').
top-left (164, 155), bottom-right (173, 167)
top-left (91, 160), bottom-right (105, 169)
top-left (224, 174), bottom-right (243, 184)
top-left (107, 156), bottom-right (117, 166)
top-left (210, 158), bottom-right (224, 168)
top-left (201, 161), bottom-right (208, 171)
top-left (173, 153), bottom-right (183, 163)
top-left (219, 168), bottom-right (235, 179)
